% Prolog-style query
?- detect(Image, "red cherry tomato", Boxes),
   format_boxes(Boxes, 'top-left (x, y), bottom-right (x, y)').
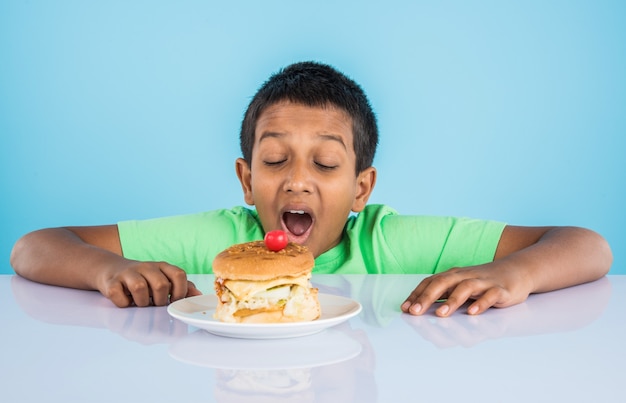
top-left (264, 230), bottom-right (288, 251)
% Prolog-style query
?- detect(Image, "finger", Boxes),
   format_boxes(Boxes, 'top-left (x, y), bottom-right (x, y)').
top-left (123, 272), bottom-right (152, 307)
top-left (467, 287), bottom-right (509, 315)
top-left (401, 277), bottom-right (435, 314)
top-left (104, 281), bottom-right (133, 308)
top-left (403, 274), bottom-right (458, 315)
top-left (186, 281), bottom-right (203, 297)
top-left (139, 265), bottom-right (177, 306)
top-left (435, 278), bottom-right (486, 317)
top-left (159, 263), bottom-right (189, 303)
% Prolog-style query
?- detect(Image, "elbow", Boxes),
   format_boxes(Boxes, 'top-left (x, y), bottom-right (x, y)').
top-left (10, 234), bottom-right (28, 276)
top-left (580, 227), bottom-right (613, 278)
top-left (597, 232), bottom-right (613, 276)
top-left (10, 230), bottom-right (43, 279)
top-left (550, 226), bottom-right (613, 281)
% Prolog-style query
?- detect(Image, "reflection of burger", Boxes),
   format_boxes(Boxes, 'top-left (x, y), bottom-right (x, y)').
top-left (215, 369), bottom-right (314, 403)
top-left (213, 240), bottom-right (321, 323)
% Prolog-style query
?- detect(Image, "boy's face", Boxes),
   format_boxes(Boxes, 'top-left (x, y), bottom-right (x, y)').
top-left (236, 101), bottom-right (376, 258)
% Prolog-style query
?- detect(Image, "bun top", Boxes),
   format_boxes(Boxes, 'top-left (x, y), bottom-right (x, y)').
top-left (212, 241), bottom-right (314, 281)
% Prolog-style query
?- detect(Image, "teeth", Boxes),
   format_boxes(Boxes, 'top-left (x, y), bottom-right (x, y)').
top-left (288, 210), bottom-right (305, 214)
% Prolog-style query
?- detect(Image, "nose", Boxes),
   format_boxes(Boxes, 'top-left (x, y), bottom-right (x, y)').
top-left (282, 161), bottom-right (313, 194)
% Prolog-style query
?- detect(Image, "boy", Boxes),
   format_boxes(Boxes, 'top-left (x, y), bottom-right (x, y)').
top-left (10, 61), bottom-right (612, 317)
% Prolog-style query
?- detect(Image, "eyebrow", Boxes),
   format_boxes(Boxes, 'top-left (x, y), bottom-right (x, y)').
top-left (258, 131), bottom-right (284, 143)
top-left (259, 131), bottom-right (347, 150)
top-left (319, 133), bottom-right (347, 150)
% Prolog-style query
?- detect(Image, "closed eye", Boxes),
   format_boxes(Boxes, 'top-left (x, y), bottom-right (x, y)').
top-left (263, 159), bottom-right (287, 167)
top-left (315, 161), bottom-right (338, 170)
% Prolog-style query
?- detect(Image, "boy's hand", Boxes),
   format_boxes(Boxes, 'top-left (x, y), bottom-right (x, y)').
top-left (401, 263), bottom-right (530, 317)
top-left (98, 261), bottom-right (202, 308)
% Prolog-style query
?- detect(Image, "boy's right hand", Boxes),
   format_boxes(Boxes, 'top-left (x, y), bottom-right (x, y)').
top-left (11, 226), bottom-right (202, 308)
top-left (99, 260), bottom-right (202, 308)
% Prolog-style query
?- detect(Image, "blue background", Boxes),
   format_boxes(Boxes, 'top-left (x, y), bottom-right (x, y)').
top-left (1, 1), bottom-right (624, 274)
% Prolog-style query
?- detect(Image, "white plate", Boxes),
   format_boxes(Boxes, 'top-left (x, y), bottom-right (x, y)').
top-left (167, 293), bottom-right (362, 339)
top-left (169, 328), bottom-right (362, 369)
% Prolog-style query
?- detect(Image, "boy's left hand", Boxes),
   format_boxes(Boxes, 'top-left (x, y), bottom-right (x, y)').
top-left (401, 262), bottom-right (530, 317)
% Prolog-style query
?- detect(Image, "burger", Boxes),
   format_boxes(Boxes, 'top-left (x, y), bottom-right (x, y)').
top-left (212, 240), bottom-right (321, 323)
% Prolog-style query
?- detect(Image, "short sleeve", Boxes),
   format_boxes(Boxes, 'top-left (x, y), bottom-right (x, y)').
top-left (336, 204), bottom-right (506, 274)
top-left (117, 207), bottom-right (264, 274)
top-left (380, 213), bottom-right (506, 274)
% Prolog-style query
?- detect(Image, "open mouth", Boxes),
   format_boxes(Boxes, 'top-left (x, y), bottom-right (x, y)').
top-left (282, 210), bottom-right (313, 241)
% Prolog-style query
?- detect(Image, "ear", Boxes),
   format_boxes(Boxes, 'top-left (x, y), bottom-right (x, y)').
top-left (235, 158), bottom-right (255, 206)
top-left (351, 166), bottom-right (377, 213)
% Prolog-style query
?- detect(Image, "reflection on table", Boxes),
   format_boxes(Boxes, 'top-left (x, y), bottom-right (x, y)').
top-left (2, 274), bottom-right (622, 402)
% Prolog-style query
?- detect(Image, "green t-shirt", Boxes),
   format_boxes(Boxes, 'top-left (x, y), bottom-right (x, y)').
top-left (117, 204), bottom-right (505, 275)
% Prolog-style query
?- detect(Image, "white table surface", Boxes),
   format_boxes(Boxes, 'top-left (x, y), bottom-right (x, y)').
top-left (1, 273), bottom-right (624, 403)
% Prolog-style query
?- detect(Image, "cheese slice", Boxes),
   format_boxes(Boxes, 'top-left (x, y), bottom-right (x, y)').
top-left (223, 274), bottom-right (311, 301)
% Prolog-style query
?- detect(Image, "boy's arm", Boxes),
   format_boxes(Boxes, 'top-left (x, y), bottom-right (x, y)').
top-left (10, 226), bottom-right (201, 307)
top-left (401, 225), bottom-right (613, 317)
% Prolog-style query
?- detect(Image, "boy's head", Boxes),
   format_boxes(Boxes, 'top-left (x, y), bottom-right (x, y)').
top-left (240, 61), bottom-right (378, 174)
top-left (234, 62), bottom-right (378, 257)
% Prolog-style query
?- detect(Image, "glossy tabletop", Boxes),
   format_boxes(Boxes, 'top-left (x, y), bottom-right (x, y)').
top-left (1, 274), bottom-right (624, 402)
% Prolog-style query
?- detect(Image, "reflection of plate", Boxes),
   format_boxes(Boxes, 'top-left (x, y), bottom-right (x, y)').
top-left (169, 328), bottom-right (362, 369)
top-left (167, 293), bottom-right (362, 339)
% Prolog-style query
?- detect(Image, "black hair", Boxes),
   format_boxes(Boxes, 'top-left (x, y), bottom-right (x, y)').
top-left (239, 61), bottom-right (378, 174)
